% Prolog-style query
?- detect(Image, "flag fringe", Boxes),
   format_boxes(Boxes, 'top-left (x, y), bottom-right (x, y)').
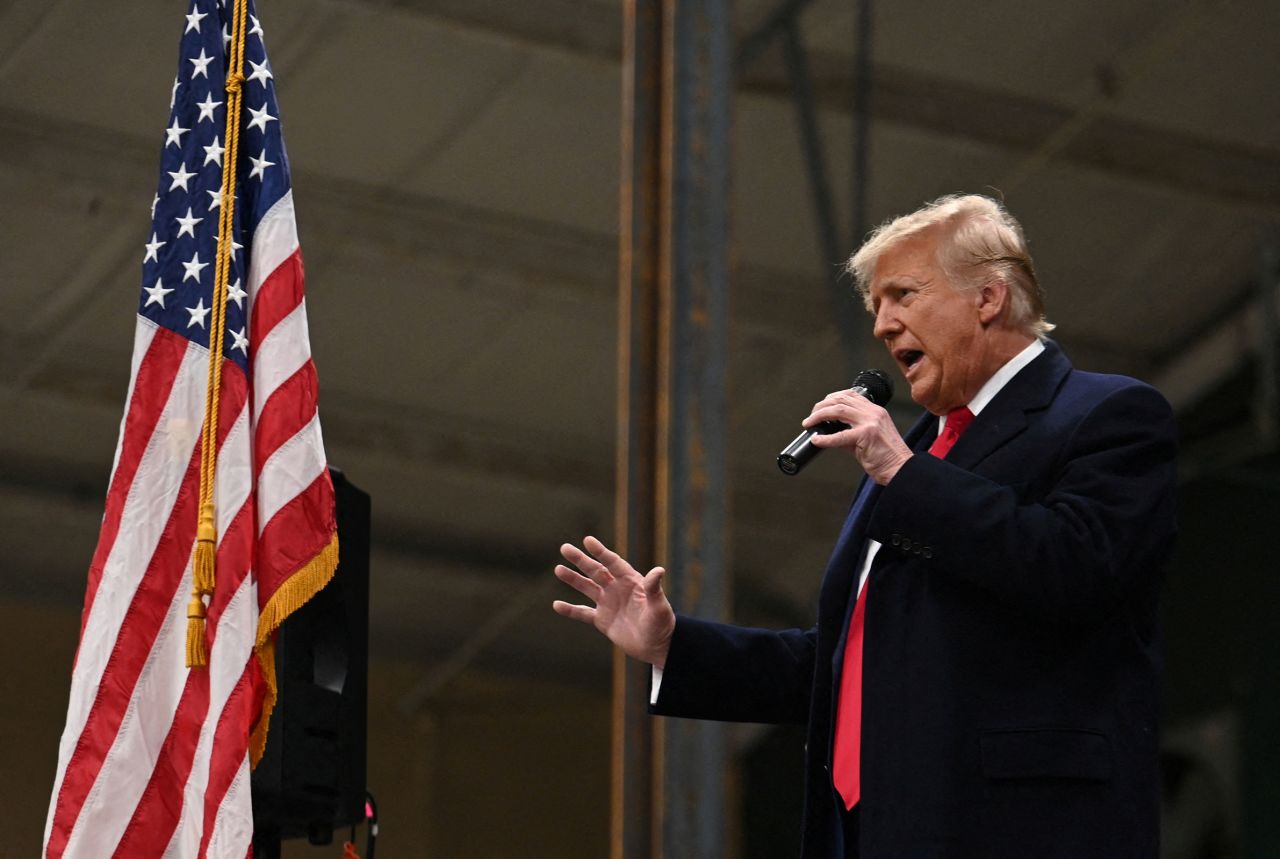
top-left (249, 532), bottom-right (340, 767)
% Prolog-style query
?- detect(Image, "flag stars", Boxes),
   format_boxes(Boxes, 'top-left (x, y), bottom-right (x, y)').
top-left (170, 77), bottom-right (180, 110)
top-left (144, 278), bottom-right (174, 308)
top-left (249, 149), bottom-right (275, 180)
top-left (222, 25), bottom-right (232, 52)
top-left (151, 193), bottom-right (160, 217)
top-left (168, 162), bottom-right (196, 192)
top-left (203, 136), bottom-right (225, 167)
top-left (226, 279), bottom-right (247, 308)
top-left (182, 251), bottom-right (209, 283)
top-left (249, 15), bottom-right (264, 38)
top-left (228, 327), bottom-right (249, 355)
top-left (143, 232), bottom-right (166, 263)
top-left (189, 48), bottom-right (214, 79)
top-left (247, 59), bottom-right (272, 87)
top-left (165, 118), bottom-right (190, 148)
top-left (186, 298), bottom-right (211, 329)
top-left (196, 93), bottom-right (222, 123)
top-left (175, 207), bottom-right (203, 238)
top-left (247, 103), bottom-right (277, 133)
top-left (185, 9), bottom-right (207, 34)
top-left (207, 189), bottom-right (223, 210)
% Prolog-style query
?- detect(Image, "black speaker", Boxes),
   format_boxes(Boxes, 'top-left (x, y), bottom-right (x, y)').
top-left (252, 468), bottom-right (370, 848)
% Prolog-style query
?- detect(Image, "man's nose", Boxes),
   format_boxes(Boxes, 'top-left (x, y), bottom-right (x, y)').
top-left (873, 304), bottom-right (900, 339)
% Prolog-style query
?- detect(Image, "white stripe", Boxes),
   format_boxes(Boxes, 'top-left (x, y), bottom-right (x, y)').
top-left (257, 412), bottom-right (327, 535)
top-left (251, 299), bottom-right (311, 420)
top-left (45, 339), bottom-right (208, 850)
top-left (163, 574), bottom-right (257, 859)
top-left (60, 572), bottom-right (193, 859)
top-left (107, 319), bottom-right (159, 488)
top-left (205, 756), bottom-right (252, 859)
top-left (246, 190), bottom-right (298, 316)
top-left (215, 404), bottom-right (253, 536)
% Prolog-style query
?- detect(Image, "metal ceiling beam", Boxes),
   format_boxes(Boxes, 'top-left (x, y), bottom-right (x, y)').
top-left (740, 54), bottom-right (1280, 213)
top-left (0, 106), bottom-right (827, 339)
top-left (337, 0), bottom-right (1280, 211)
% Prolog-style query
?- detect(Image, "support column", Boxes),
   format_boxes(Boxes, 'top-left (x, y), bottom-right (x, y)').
top-left (615, 1), bottom-right (731, 856)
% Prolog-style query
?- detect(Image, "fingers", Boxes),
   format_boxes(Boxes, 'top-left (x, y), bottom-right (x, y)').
top-left (583, 535), bottom-right (628, 576)
top-left (552, 599), bottom-right (597, 624)
top-left (807, 427), bottom-right (855, 448)
top-left (642, 567), bottom-right (665, 596)
top-left (560, 541), bottom-right (614, 583)
top-left (802, 391), bottom-right (879, 429)
top-left (554, 564), bottom-right (603, 600)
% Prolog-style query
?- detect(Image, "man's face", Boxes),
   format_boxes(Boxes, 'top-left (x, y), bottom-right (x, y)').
top-left (868, 233), bottom-right (989, 415)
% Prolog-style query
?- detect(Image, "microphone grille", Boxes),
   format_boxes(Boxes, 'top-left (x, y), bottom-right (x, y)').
top-left (853, 369), bottom-right (894, 407)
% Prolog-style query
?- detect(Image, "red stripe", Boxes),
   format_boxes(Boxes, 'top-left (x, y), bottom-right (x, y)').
top-left (49, 366), bottom-right (248, 858)
top-left (249, 249), bottom-right (303, 349)
top-left (253, 359), bottom-right (318, 469)
top-left (255, 471), bottom-right (336, 609)
top-left (78, 328), bottom-right (188, 651)
top-left (197, 660), bottom-right (263, 859)
top-left (109, 497), bottom-right (255, 857)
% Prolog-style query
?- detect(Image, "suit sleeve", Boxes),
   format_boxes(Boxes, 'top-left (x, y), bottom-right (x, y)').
top-left (649, 615), bottom-right (816, 725)
top-left (866, 381), bottom-right (1177, 626)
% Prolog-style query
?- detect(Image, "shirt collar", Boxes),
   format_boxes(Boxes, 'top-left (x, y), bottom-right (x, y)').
top-left (938, 338), bottom-right (1045, 432)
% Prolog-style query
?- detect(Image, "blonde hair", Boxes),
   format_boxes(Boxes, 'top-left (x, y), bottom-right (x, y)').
top-left (847, 194), bottom-right (1054, 338)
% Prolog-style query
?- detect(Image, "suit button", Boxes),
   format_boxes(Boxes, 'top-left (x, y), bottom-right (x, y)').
top-left (913, 545), bottom-right (923, 555)
top-left (901, 538), bottom-right (912, 551)
top-left (891, 533), bottom-right (901, 547)
top-left (923, 547), bottom-right (933, 559)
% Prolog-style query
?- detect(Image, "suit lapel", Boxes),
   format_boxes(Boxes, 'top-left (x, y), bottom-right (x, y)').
top-left (945, 340), bottom-right (1072, 472)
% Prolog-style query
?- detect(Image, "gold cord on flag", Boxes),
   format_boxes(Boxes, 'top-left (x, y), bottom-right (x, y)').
top-left (188, 0), bottom-right (251, 669)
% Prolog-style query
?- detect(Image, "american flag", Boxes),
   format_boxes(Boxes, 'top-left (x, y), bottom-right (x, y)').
top-left (43, 1), bottom-right (338, 856)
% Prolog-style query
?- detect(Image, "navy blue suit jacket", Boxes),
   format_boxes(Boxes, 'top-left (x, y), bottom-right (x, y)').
top-left (651, 342), bottom-right (1178, 857)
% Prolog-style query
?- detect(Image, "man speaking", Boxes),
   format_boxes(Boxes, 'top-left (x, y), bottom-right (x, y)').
top-left (552, 195), bottom-right (1177, 857)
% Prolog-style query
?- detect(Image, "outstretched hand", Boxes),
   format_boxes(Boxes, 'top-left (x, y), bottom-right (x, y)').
top-left (552, 536), bottom-right (675, 668)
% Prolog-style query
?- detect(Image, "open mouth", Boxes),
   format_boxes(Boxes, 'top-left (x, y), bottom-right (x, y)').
top-left (895, 349), bottom-right (924, 372)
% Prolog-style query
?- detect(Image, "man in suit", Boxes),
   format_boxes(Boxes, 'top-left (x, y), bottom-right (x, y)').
top-left (552, 194), bottom-right (1177, 857)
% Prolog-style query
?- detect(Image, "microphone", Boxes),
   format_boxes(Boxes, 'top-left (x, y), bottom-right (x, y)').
top-left (776, 369), bottom-right (894, 475)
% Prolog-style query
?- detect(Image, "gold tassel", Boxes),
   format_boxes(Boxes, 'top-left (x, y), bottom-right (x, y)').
top-left (188, 504), bottom-right (216, 668)
top-left (192, 502), bottom-right (217, 595)
top-left (186, 595), bottom-right (208, 668)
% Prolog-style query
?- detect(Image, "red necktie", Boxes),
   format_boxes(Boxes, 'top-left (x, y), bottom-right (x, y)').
top-left (928, 406), bottom-right (975, 459)
top-left (832, 405), bottom-right (975, 810)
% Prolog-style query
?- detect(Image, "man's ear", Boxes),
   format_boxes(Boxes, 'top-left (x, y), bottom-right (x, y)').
top-left (976, 278), bottom-right (1009, 325)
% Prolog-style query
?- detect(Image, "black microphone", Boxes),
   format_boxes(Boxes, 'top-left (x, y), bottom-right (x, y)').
top-left (776, 369), bottom-right (894, 475)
